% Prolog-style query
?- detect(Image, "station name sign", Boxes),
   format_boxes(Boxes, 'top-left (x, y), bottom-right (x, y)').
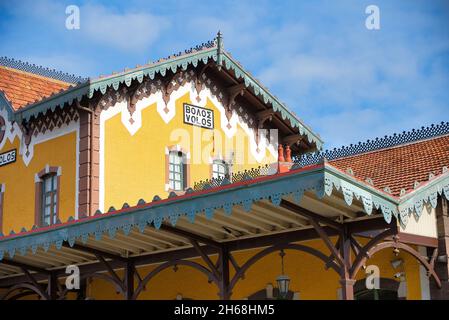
top-left (183, 103), bottom-right (214, 129)
top-left (0, 149), bottom-right (16, 167)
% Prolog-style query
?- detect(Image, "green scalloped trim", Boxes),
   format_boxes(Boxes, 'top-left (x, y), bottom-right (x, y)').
top-left (12, 83), bottom-right (89, 122)
top-left (323, 165), bottom-right (398, 224)
top-left (87, 49), bottom-right (217, 98)
top-left (11, 47), bottom-right (322, 150)
top-left (398, 173), bottom-right (449, 226)
top-left (1, 163), bottom-right (448, 261)
top-left (220, 53), bottom-right (323, 150)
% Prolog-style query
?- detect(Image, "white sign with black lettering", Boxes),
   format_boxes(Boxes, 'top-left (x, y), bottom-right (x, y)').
top-left (183, 103), bottom-right (214, 129)
top-left (0, 149), bottom-right (16, 167)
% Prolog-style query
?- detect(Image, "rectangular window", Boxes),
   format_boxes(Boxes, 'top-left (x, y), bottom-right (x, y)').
top-left (0, 184), bottom-right (4, 234)
top-left (41, 175), bottom-right (58, 226)
top-left (212, 160), bottom-right (229, 179)
top-left (169, 151), bottom-right (185, 191)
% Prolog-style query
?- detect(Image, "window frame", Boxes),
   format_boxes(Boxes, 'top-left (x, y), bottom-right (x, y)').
top-left (165, 146), bottom-right (190, 193)
top-left (41, 174), bottom-right (58, 226)
top-left (168, 151), bottom-right (185, 191)
top-left (34, 166), bottom-right (61, 227)
top-left (0, 116), bottom-right (5, 144)
top-left (0, 183), bottom-right (4, 234)
top-left (212, 159), bottom-right (229, 180)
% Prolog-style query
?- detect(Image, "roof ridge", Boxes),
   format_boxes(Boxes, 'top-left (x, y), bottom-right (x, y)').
top-left (94, 38), bottom-right (217, 80)
top-left (0, 56), bottom-right (87, 84)
top-left (296, 121), bottom-right (449, 165)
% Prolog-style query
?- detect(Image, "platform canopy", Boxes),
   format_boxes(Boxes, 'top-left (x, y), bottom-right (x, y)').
top-left (0, 160), bottom-right (447, 300)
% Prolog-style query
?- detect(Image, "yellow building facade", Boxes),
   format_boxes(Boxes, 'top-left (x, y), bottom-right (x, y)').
top-left (0, 35), bottom-right (448, 300)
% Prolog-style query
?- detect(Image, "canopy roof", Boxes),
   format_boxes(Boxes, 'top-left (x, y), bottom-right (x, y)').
top-left (0, 124), bottom-right (448, 281)
top-left (0, 156), bottom-right (448, 264)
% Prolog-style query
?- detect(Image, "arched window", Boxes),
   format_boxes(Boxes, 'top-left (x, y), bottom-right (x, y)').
top-left (212, 160), bottom-right (229, 180)
top-left (168, 151), bottom-right (186, 191)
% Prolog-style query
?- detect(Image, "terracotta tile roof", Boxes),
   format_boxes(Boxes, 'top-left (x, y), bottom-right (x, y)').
top-left (329, 135), bottom-right (449, 196)
top-left (0, 66), bottom-right (72, 110)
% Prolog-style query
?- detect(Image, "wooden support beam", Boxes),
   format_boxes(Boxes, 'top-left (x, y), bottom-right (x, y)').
top-left (282, 134), bottom-right (302, 147)
top-left (160, 224), bottom-right (223, 249)
top-left (0, 217), bottom-right (387, 288)
top-left (253, 201), bottom-right (309, 227)
top-left (20, 267), bottom-right (50, 300)
top-left (1, 259), bottom-right (50, 275)
top-left (94, 254), bottom-right (125, 292)
top-left (280, 199), bottom-right (343, 230)
top-left (307, 216), bottom-right (344, 267)
top-left (219, 247), bottom-right (231, 300)
top-left (47, 273), bottom-right (58, 300)
top-left (63, 243), bottom-right (128, 263)
top-left (124, 261), bottom-right (135, 300)
top-left (190, 240), bottom-right (220, 280)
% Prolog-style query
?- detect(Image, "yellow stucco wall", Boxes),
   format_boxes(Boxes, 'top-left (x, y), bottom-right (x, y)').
top-left (103, 92), bottom-right (276, 210)
top-left (87, 238), bottom-right (424, 300)
top-left (0, 131), bottom-right (78, 233)
top-left (0, 89), bottom-right (426, 301)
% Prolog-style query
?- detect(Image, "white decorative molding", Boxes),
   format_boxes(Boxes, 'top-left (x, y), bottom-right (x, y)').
top-left (336, 287), bottom-right (342, 300)
top-left (398, 280), bottom-right (407, 299)
top-left (266, 283), bottom-right (273, 299)
top-left (418, 246), bottom-right (430, 300)
top-left (0, 108), bottom-right (80, 167)
top-left (0, 108), bottom-right (80, 219)
top-left (99, 81), bottom-right (278, 211)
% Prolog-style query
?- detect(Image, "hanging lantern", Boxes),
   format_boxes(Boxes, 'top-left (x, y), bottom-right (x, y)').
top-left (276, 274), bottom-right (291, 299)
top-left (276, 250), bottom-right (291, 299)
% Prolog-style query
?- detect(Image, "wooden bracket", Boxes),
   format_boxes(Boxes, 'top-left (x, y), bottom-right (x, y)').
top-left (283, 134), bottom-right (302, 147)
top-left (226, 83), bottom-right (245, 112)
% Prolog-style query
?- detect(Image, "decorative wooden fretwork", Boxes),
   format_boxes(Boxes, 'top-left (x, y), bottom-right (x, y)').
top-left (27, 106), bottom-right (80, 138)
top-left (295, 122), bottom-right (449, 166)
top-left (0, 56), bottom-right (87, 84)
top-left (193, 164), bottom-right (273, 191)
top-left (95, 65), bottom-right (258, 128)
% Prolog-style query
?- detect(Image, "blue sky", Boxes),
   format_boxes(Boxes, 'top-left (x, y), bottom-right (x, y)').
top-left (0, 0), bottom-right (448, 149)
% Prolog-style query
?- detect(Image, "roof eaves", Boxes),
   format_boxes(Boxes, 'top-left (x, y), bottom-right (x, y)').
top-left (0, 90), bottom-right (15, 119)
top-left (87, 47), bottom-right (218, 98)
top-left (13, 82), bottom-right (90, 122)
top-left (11, 47), bottom-right (218, 122)
top-left (0, 164), bottom-right (326, 256)
top-left (397, 169), bottom-right (449, 225)
top-left (298, 122), bottom-right (449, 166)
top-left (324, 162), bottom-right (399, 203)
top-left (221, 52), bottom-right (323, 150)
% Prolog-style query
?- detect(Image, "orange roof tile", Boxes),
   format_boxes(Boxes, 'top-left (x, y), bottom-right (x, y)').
top-left (329, 135), bottom-right (449, 196)
top-left (0, 66), bottom-right (71, 110)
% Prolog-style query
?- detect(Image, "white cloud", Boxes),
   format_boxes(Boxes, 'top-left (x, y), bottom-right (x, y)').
top-left (80, 4), bottom-right (170, 51)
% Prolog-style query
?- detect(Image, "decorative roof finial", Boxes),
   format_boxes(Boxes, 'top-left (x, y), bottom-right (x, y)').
top-left (216, 31), bottom-right (224, 70)
top-left (216, 30), bottom-right (223, 48)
